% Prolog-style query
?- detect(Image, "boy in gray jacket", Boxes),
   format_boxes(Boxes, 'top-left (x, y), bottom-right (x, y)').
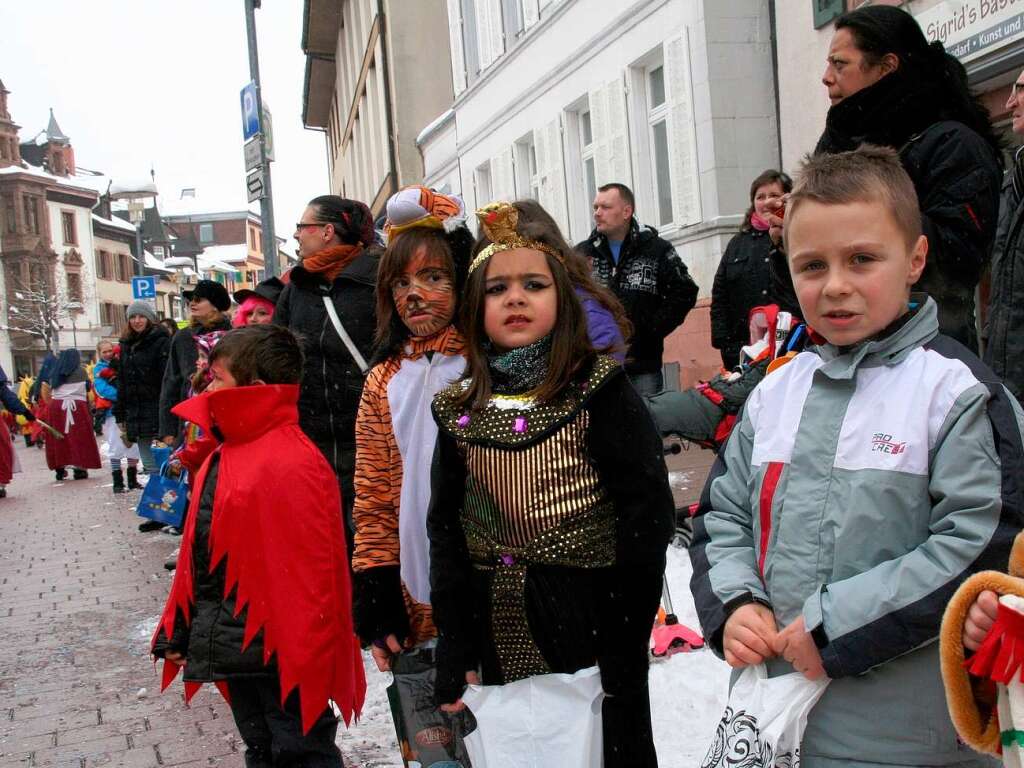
top-left (690, 145), bottom-right (1024, 767)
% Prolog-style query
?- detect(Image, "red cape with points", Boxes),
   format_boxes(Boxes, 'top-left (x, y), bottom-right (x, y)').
top-left (151, 384), bottom-right (366, 733)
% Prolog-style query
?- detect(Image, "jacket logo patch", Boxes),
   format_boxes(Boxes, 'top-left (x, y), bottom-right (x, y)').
top-left (871, 433), bottom-right (906, 455)
top-left (623, 261), bottom-right (658, 294)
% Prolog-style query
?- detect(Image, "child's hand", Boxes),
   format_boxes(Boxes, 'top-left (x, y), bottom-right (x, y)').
top-left (773, 616), bottom-right (826, 681)
top-left (370, 635), bottom-right (404, 672)
top-left (164, 651), bottom-right (185, 664)
top-left (964, 590), bottom-right (1000, 652)
top-left (723, 602), bottom-right (777, 668)
top-left (439, 671), bottom-right (481, 713)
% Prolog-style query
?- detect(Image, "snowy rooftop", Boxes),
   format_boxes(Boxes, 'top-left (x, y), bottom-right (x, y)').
top-left (159, 190), bottom-right (255, 220)
top-left (0, 163), bottom-right (99, 197)
top-left (198, 243), bottom-right (249, 265)
top-left (91, 213), bottom-right (137, 234)
top-left (196, 251), bottom-right (239, 274)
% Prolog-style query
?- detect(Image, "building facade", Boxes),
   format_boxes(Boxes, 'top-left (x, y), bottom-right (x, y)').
top-left (421, 0), bottom-right (779, 388)
top-left (301, 0), bottom-right (455, 214)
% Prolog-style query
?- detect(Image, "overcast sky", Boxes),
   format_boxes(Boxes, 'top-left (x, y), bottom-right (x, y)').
top-left (0, 1), bottom-right (326, 251)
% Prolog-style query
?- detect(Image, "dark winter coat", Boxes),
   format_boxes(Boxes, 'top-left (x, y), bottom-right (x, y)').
top-left (711, 229), bottom-right (774, 366)
top-left (273, 249), bottom-right (378, 503)
top-left (815, 73), bottom-right (1004, 351)
top-left (152, 456), bottom-right (270, 680)
top-left (577, 219), bottom-right (698, 374)
top-left (984, 147), bottom-right (1024, 403)
top-left (114, 326), bottom-right (170, 442)
top-left (158, 316), bottom-right (232, 440)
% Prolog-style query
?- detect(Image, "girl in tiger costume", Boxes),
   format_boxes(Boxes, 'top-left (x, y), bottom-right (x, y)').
top-left (351, 186), bottom-right (474, 765)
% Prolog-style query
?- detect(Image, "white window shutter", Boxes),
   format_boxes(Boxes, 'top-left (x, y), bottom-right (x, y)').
top-left (523, 0), bottom-right (540, 29)
top-left (477, 0), bottom-right (505, 71)
top-left (447, 0), bottom-right (467, 95)
top-left (490, 148), bottom-right (515, 201)
top-left (664, 32), bottom-right (701, 226)
top-left (588, 77), bottom-right (632, 189)
top-left (488, 0), bottom-right (505, 65)
top-left (535, 117), bottom-right (568, 233)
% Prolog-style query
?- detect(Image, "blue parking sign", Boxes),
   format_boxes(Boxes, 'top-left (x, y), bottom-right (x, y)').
top-left (131, 276), bottom-right (156, 299)
top-left (240, 81), bottom-right (260, 140)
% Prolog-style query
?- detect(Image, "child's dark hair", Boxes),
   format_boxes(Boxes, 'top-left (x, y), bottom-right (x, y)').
top-left (208, 325), bottom-right (304, 386)
top-left (516, 200), bottom-right (632, 349)
top-left (372, 226), bottom-right (473, 363)
top-left (456, 201), bottom-right (596, 410)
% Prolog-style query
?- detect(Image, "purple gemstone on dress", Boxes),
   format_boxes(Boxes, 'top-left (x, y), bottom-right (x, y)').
top-left (514, 416), bottom-right (527, 433)
top-left (500, 553), bottom-right (515, 566)
top-left (457, 414), bottom-right (470, 428)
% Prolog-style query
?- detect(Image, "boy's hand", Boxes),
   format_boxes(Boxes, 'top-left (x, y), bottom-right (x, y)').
top-left (723, 602), bottom-right (777, 668)
top-left (164, 651), bottom-right (185, 664)
top-left (439, 671), bottom-right (481, 713)
top-left (964, 590), bottom-right (1000, 652)
top-left (370, 634), bottom-right (404, 672)
top-left (774, 616), bottom-right (826, 681)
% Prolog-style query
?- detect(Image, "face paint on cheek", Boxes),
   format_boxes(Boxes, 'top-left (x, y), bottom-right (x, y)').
top-left (396, 282), bottom-right (455, 337)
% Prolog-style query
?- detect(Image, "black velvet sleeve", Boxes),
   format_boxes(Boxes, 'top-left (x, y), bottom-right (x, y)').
top-left (586, 372), bottom-right (674, 695)
top-left (427, 430), bottom-right (481, 705)
top-left (351, 565), bottom-right (411, 647)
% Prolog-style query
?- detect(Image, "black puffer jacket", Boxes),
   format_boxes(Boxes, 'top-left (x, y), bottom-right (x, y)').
top-left (577, 219), bottom-right (698, 374)
top-left (710, 229), bottom-right (774, 367)
top-left (114, 326), bottom-right (170, 442)
top-left (158, 316), bottom-right (233, 440)
top-left (273, 249), bottom-right (378, 504)
top-left (984, 147), bottom-right (1024, 402)
top-left (152, 456), bottom-right (270, 680)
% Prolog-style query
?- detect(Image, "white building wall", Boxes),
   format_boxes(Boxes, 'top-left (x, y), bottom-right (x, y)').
top-left (433, 0), bottom-right (777, 298)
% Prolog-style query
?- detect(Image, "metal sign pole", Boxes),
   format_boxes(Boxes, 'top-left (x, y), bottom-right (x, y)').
top-left (243, 0), bottom-right (279, 278)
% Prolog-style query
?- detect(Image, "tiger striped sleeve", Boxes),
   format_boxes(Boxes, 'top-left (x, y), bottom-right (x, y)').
top-left (352, 362), bottom-right (403, 572)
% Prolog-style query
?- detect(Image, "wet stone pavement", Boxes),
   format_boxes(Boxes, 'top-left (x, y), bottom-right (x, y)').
top-left (0, 435), bottom-right (714, 768)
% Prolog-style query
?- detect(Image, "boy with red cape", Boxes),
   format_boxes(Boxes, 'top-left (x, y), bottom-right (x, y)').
top-left (151, 325), bottom-right (365, 763)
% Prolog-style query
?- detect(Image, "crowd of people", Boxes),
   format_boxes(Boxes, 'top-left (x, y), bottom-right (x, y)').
top-left (4, 5), bottom-right (1024, 766)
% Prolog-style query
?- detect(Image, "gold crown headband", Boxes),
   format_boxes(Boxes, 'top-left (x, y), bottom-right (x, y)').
top-left (468, 202), bottom-right (562, 275)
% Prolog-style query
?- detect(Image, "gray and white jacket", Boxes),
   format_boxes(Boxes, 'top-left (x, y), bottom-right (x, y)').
top-left (690, 297), bottom-right (1023, 768)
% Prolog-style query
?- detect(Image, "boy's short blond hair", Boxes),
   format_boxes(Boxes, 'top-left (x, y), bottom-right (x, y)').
top-left (784, 145), bottom-right (922, 250)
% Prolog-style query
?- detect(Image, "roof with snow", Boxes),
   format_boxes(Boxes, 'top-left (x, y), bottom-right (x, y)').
top-left (198, 243), bottom-right (250, 265)
top-left (0, 163), bottom-right (99, 199)
top-left (92, 213), bottom-right (137, 235)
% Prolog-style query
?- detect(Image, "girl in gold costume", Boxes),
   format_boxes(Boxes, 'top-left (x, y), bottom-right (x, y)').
top-left (428, 201), bottom-right (674, 767)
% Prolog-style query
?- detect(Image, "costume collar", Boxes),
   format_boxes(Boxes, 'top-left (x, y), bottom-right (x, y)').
top-left (403, 325), bottom-right (465, 360)
top-left (171, 384), bottom-right (299, 443)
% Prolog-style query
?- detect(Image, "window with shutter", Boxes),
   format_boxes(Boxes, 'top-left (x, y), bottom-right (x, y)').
top-left (475, 0), bottom-right (505, 71)
top-left (589, 76), bottom-right (632, 191)
top-left (474, 163), bottom-right (493, 208)
top-left (533, 116), bottom-right (568, 234)
top-left (664, 32), bottom-right (702, 227)
top-left (490, 148), bottom-right (516, 202)
top-left (521, 0), bottom-right (539, 29)
top-left (514, 134), bottom-right (541, 201)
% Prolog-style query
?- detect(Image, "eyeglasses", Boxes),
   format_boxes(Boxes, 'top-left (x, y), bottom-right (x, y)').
top-left (1011, 81), bottom-right (1024, 99)
top-left (295, 221), bottom-right (328, 230)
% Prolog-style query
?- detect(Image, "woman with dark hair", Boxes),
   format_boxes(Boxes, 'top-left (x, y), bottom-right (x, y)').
top-left (42, 349), bottom-right (101, 481)
top-left (712, 169), bottom-right (792, 369)
top-left (274, 195), bottom-right (379, 549)
top-left (772, 4), bottom-right (1003, 349)
top-left (115, 301), bottom-right (171, 480)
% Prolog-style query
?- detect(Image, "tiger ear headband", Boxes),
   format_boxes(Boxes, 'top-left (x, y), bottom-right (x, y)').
top-left (468, 202), bottom-right (563, 275)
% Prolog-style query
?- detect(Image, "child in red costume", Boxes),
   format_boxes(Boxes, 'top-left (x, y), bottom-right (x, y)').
top-left (151, 324), bottom-right (365, 763)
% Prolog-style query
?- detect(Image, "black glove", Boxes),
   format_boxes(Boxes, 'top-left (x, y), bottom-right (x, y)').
top-left (351, 565), bottom-right (411, 647)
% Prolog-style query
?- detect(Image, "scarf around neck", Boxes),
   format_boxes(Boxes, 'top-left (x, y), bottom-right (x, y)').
top-left (303, 243), bottom-right (363, 283)
top-left (814, 72), bottom-right (943, 156)
top-left (487, 334), bottom-right (552, 395)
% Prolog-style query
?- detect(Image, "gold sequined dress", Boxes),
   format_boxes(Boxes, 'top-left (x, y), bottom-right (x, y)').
top-left (429, 356), bottom-right (675, 767)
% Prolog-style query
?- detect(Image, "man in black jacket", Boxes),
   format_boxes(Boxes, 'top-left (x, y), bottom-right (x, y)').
top-left (576, 183), bottom-right (698, 395)
top-left (984, 68), bottom-right (1024, 401)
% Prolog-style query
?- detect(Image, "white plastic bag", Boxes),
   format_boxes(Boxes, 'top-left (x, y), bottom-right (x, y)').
top-left (462, 665), bottom-right (604, 768)
top-left (701, 664), bottom-right (829, 768)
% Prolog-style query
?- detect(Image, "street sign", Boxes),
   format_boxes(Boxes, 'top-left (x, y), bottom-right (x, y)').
top-left (262, 106), bottom-right (274, 162)
top-left (246, 169), bottom-right (264, 203)
top-left (131, 275), bottom-right (157, 300)
top-left (244, 137), bottom-right (261, 172)
top-left (240, 81), bottom-right (260, 140)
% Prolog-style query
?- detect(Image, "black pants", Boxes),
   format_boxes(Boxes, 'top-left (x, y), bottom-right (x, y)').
top-left (226, 677), bottom-right (343, 768)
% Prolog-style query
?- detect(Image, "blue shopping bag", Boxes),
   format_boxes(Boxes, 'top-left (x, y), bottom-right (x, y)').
top-left (136, 463), bottom-right (188, 528)
top-left (150, 445), bottom-right (173, 469)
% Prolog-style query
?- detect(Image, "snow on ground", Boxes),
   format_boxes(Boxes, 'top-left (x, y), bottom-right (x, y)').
top-left (341, 544), bottom-right (731, 766)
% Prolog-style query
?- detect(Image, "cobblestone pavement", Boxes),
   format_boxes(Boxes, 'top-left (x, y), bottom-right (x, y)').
top-left (0, 434), bottom-right (713, 768)
top-left (0, 441), bottom-right (408, 768)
